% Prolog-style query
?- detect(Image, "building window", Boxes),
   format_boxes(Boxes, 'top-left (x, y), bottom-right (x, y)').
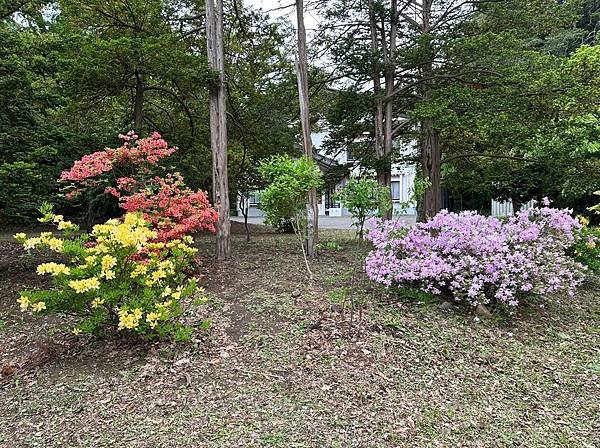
top-left (346, 149), bottom-right (355, 162)
top-left (248, 191), bottom-right (262, 205)
top-left (391, 181), bottom-right (401, 201)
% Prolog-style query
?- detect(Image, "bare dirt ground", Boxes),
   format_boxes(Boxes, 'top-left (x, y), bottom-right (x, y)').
top-left (0, 224), bottom-right (598, 447)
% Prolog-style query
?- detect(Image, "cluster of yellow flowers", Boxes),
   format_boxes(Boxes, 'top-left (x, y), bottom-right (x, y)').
top-left (145, 311), bottom-right (161, 329)
top-left (18, 231), bottom-right (64, 252)
top-left (91, 213), bottom-right (156, 252)
top-left (91, 297), bottom-right (105, 308)
top-left (146, 236), bottom-right (198, 256)
top-left (69, 278), bottom-right (101, 294)
top-left (578, 215), bottom-right (590, 227)
top-left (38, 212), bottom-right (78, 231)
top-left (17, 295), bottom-right (46, 312)
top-left (36, 262), bottom-right (71, 276)
top-left (145, 260), bottom-right (175, 286)
top-left (100, 254), bottom-right (117, 279)
top-left (118, 308), bottom-right (143, 330)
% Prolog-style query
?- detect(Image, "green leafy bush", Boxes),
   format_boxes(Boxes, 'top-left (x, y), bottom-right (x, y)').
top-left (258, 154), bottom-right (323, 233)
top-left (335, 178), bottom-right (391, 239)
top-left (572, 224), bottom-right (600, 273)
top-left (259, 154), bottom-right (323, 276)
top-left (15, 206), bottom-right (204, 340)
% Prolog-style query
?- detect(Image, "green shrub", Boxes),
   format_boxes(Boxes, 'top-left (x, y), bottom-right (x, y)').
top-left (259, 154), bottom-right (323, 234)
top-left (572, 225), bottom-right (600, 272)
top-left (335, 178), bottom-right (391, 239)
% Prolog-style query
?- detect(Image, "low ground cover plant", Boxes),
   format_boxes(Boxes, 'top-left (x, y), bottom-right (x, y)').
top-left (15, 206), bottom-right (202, 340)
top-left (365, 200), bottom-right (586, 309)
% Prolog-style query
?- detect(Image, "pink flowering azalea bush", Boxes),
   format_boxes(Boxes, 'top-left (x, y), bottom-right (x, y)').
top-left (60, 130), bottom-right (175, 183)
top-left (61, 131), bottom-right (218, 241)
top-left (365, 200), bottom-right (587, 308)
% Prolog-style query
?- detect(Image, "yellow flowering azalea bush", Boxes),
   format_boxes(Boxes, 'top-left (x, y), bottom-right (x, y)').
top-left (15, 205), bottom-right (201, 340)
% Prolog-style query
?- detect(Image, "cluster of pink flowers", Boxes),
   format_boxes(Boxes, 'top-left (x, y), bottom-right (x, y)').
top-left (60, 131), bottom-right (175, 181)
top-left (107, 173), bottom-right (218, 241)
top-left (62, 132), bottom-right (218, 241)
top-left (365, 200), bottom-right (586, 308)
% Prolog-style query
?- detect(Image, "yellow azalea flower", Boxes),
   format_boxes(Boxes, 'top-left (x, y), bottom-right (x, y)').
top-left (40, 231), bottom-right (53, 241)
top-left (146, 311), bottom-right (161, 329)
top-left (130, 263), bottom-right (148, 278)
top-left (23, 237), bottom-right (41, 250)
top-left (36, 262), bottom-right (71, 276)
top-left (100, 255), bottom-right (117, 280)
top-left (13, 232), bottom-right (27, 242)
top-left (91, 297), bottom-right (105, 308)
top-left (69, 278), bottom-right (101, 294)
top-left (156, 300), bottom-right (173, 309)
top-left (587, 240), bottom-right (597, 249)
top-left (47, 238), bottom-right (63, 252)
top-left (161, 286), bottom-right (172, 297)
top-left (578, 215), bottom-right (590, 227)
top-left (57, 220), bottom-right (76, 231)
top-left (31, 301), bottom-right (46, 312)
top-left (17, 295), bottom-right (30, 311)
top-left (85, 255), bottom-right (97, 266)
top-left (72, 327), bottom-right (82, 335)
top-left (146, 269), bottom-right (167, 286)
top-left (52, 214), bottom-right (64, 223)
top-left (117, 308), bottom-right (143, 330)
top-left (101, 255), bottom-right (117, 270)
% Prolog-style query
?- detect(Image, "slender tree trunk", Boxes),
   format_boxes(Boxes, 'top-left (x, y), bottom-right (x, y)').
top-left (206, 0), bottom-right (231, 260)
top-left (422, 118), bottom-right (441, 219)
top-left (239, 193), bottom-right (250, 242)
top-left (369, 0), bottom-right (395, 219)
top-left (134, 69), bottom-right (144, 131)
top-left (296, 0), bottom-right (318, 258)
top-left (419, 0), bottom-right (442, 221)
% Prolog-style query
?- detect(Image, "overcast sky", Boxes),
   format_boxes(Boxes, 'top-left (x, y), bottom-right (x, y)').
top-left (245, 0), bottom-right (322, 32)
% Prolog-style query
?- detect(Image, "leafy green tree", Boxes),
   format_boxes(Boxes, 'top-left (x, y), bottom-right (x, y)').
top-left (259, 154), bottom-right (323, 278)
top-left (335, 178), bottom-right (391, 239)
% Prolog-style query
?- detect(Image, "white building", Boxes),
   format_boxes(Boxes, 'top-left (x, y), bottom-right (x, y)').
top-left (237, 145), bottom-right (418, 219)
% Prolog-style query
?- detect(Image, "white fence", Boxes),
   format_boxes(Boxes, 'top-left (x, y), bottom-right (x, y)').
top-left (491, 199), bottom-right (537, 217)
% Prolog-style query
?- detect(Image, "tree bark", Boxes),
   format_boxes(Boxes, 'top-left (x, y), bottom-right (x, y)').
top-left (296, 0), bottom-right (318, 258)
top-left (422, 118), bottom-right (441, 219)
top-left (369, 0), bottom-right (395, 219)
top-left (206, 0), bottom-right (231, 260)
top-left (133, 69), bottom-right (144, 131)
top-left (419, 0), bottom-right (442, 220)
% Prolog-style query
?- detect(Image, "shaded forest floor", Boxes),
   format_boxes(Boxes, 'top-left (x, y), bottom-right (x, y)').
top-left (0, 225), bottom-right (599, 447)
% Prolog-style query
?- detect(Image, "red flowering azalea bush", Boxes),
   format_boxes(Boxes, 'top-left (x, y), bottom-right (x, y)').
top-left (60, 130), bottom-right (175, 183)
top-left (106, 173), bottom-right (218, 241)
top-left (61, 131), bottom-right (218, 241)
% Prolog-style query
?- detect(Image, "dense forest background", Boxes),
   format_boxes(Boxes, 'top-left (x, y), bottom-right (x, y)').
top-left (1, 0), bottom-right (599, 223)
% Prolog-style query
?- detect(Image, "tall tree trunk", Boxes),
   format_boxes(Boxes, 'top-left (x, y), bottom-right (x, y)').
top-left (419, 0), bottom-right (442, 221)
top-left (133, 69), bottom-right (144, 131)
top-left (296, 0), bottom-right (318, 258)
top-left (422, 118), bottom-right (441, 219)
top-left (381, 0), bottom-right (398, 220)
top-left (206, 0), bottom-right (231, 260)
top-left (369, 0), bottom-right (395, 219)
